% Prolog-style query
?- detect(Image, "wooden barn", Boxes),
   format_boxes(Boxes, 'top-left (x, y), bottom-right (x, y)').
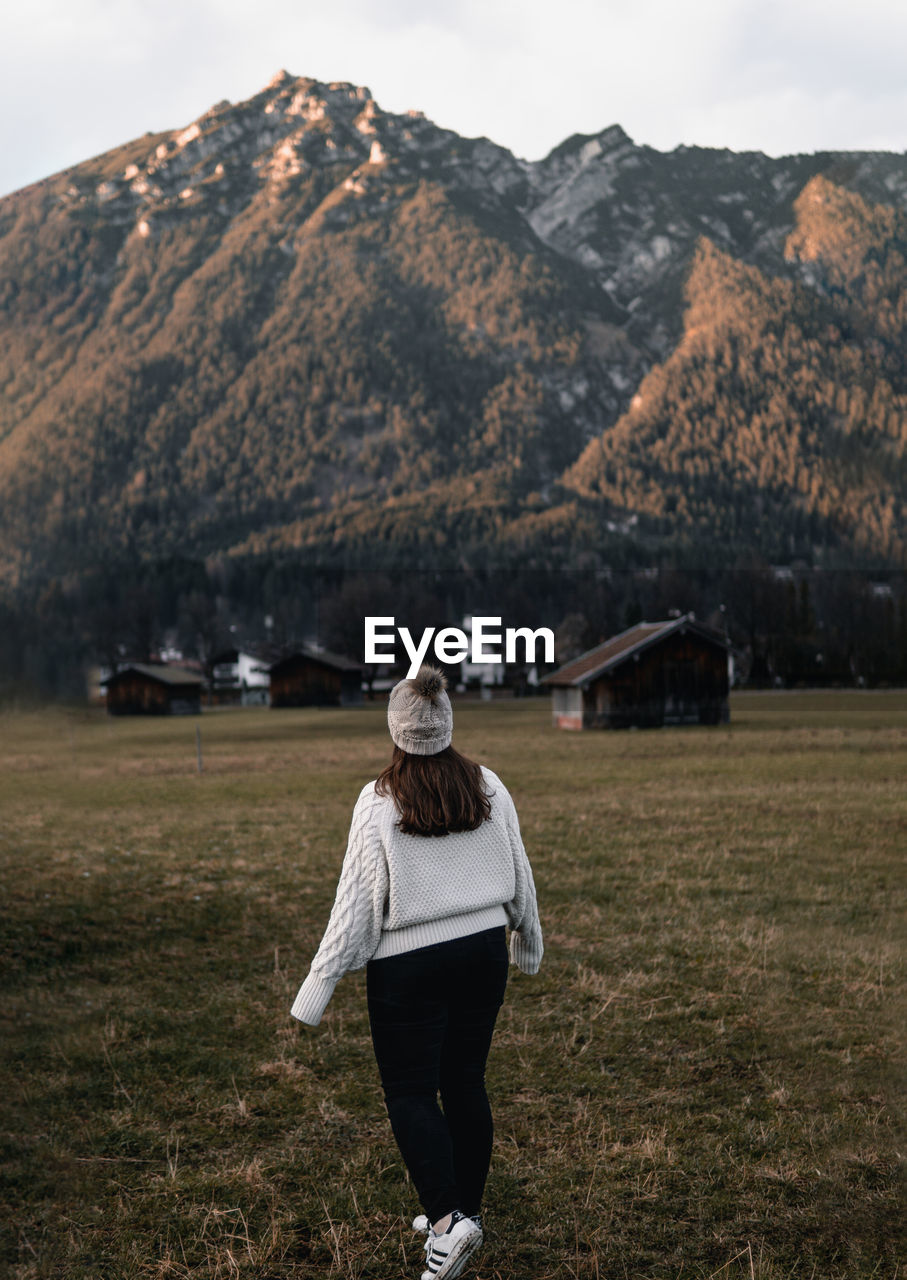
top-left (544, 615), bottom-right (730, 730)
top-left (103, 664), bottom-right (203, 716)
top-left (268, 648), bottom-right (364, 708)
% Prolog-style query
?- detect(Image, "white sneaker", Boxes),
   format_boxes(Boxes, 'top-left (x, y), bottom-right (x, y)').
top-left (413, 1215), bottom-right (434, 1271)
top-left (419, 1211), bottom-right (483, 1280)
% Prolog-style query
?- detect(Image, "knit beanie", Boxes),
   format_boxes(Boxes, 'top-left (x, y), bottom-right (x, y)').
top-left (387, 666), bottom-right (453, 755)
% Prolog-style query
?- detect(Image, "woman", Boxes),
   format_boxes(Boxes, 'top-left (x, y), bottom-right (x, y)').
top-left (291, 666), bottom-right (543, 1280)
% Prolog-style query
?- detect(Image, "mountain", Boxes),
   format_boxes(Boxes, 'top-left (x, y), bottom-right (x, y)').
top-left (526, 128), bottom-right (906, 360)
top-left (0, 72), bottom-right (905, 589)
top-left (564, 180), bottom-right (907, 562)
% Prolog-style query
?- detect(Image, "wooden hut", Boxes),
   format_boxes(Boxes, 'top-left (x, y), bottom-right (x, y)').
top-left (103, 664), bottom-right (203, 716)
top-left (268, 648), bottom-right (364, 708)
top-left (544, 615), bottom-right (730, 730)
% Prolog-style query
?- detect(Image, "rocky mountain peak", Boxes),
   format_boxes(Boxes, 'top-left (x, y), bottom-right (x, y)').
top-left (0, 75), bottom-right (904, 588)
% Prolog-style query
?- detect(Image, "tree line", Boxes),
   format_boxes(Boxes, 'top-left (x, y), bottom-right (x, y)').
top-left (2, 558), bottom-right (905, 703)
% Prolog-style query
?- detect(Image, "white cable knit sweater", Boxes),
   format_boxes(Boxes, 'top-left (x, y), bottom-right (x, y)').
top-left (291, 767), bottom-right (543, 1025)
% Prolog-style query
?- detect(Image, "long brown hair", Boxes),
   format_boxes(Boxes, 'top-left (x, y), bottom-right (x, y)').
top-left (375, 744), bottom-right (493, 837)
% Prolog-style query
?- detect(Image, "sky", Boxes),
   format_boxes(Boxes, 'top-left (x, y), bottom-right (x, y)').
top-left (1, 0), bottom-right (906, 197)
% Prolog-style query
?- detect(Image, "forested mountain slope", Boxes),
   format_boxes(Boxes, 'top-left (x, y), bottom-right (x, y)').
top-left (563, 179), bottom-right (907, 562)
top-left (0, 72), bottom-right (904, 584)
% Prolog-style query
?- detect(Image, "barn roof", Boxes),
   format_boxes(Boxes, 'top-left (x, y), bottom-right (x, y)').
top-left (268, 646), bottom-right (363, 675)
top-left (543, 615), bottom-right (728, 687)
top-left (102, 663), bottom-right (203, 688)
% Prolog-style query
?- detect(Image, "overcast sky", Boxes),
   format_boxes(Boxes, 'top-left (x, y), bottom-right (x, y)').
top-left (2, 0), bottom-right (905, 197)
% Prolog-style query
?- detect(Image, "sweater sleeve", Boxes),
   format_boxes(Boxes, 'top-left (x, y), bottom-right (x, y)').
top-left (499, 787), bottom-right (544, 974)
top-left (290, 790), bottom-right (388, 1026)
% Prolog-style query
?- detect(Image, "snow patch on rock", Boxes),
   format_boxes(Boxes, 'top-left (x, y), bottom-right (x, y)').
top-left (355, 100), bottom-right (380, 134)
top-left (264, 138), bottom-right (305, 181)
top-left (176, 123), bottom-right (201, 148)
top-left (578, 244), bottom-right (605, 268)
top-left (287, 91), bottom-right (326, 121)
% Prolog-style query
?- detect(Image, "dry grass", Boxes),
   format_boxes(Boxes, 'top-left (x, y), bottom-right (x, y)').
top-left (1, 692), bottom-right (905, 1278)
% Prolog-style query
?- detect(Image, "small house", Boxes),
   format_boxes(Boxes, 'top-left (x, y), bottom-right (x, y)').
top-left (103, 664), bottom-right (203, 716)
top-left (269, 647), bottom-right (364, 708)
top-left (544, 615), bottom-right (729, 729)
top-left (209, 647), bottom-right (274, 706)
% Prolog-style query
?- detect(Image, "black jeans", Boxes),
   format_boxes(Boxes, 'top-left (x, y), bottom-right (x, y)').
top-left (366, 926), bottom-right (509, 1223)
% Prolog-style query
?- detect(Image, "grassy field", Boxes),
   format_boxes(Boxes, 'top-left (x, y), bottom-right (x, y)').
top-left (1, 692), bottom-right (904, 1279)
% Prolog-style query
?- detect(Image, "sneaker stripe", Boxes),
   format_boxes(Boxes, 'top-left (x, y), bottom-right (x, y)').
top-left (420, 1215), bottom-right (483, 1280)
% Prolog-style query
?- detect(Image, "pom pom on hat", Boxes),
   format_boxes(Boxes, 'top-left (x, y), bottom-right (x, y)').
top-left (387, 665), bottom-right (453, 755)
top-left (414, 667), bottom-right (446, 700)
